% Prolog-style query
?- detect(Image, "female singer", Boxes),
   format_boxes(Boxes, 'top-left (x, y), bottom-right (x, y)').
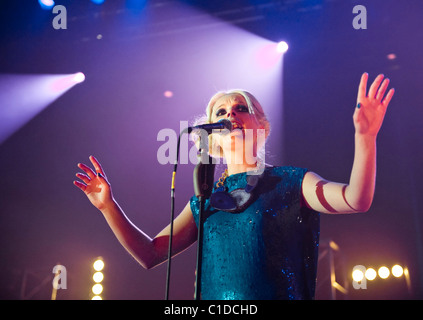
top-left (74, 73), bottom-right (394, 299)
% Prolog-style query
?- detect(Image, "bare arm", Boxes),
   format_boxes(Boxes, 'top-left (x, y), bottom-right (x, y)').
top-left (302, 73), bottom-right (395, 214)
top-left (100, 199), bottom-right (197, 269)
top-left (74, 156), bottom-right (197, 269)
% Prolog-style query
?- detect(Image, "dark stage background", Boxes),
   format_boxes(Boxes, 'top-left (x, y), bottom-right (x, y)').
top-left (0, 0), bottom-right (422, 300)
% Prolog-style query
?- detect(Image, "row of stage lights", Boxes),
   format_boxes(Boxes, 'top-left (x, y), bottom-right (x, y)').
top-left (352, 264), bottom-right (408, 282)
top-left (87, 258), bottom-right (411, 299)
top-left (91, 257), bottom-right (105, 300)
top-left (38, 0), bottom-right (289, 55)
top-left (39, 0), bottom-right (105, 10)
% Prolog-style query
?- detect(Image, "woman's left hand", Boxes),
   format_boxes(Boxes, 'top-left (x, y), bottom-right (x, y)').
top-left (353, 73), bottom-right (395, 137)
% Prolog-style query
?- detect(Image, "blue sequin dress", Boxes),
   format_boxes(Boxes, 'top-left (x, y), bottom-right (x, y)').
top-left (190, 166), bottom-right (320, 300)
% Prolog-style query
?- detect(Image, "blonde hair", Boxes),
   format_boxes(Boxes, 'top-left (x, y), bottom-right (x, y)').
top-left (193, 90), bottom-right (271, 159)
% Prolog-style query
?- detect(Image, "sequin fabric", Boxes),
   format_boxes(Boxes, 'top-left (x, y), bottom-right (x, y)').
top-left (190, 166), bottom-right (320, 300)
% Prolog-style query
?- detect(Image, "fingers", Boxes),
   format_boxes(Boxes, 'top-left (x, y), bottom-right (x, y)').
top-left (357, 72), bottom-right (368, 101)
top-left (78, 162), bottom-right (96, 179)
top-left (368, 74), bottom-right (384, 99)
top-left (89, 155), bottom-right (106, 176)
top-left (359, 73), bottom-right (394, 106)
top-left (73, 180), bottom-right (87, 192)
top-left (73, 170), bottom-right (109, 193)
top-left (74, 156), bottom-right (110, 189)
top-left (74, 156), bottom-right (101, 189)
top-left (376, 78), bottom-right (390, 101)
top-left (76, 172), bottom-right (90, 184)
top-left (96, 172), bottom-right (109, 186)
top-left (76, 155), bottom-right (105, 177)
top-left (382, 88), bottom-right (395, 107)
top-left (371, 75), bottom-right (394, 107)
top-left (74, 170), bottom-right (92, 193)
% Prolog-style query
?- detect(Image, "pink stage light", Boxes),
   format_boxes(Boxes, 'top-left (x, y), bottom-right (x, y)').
top-left (51, 72), bottom-right (86, 92)
top-left (163, 90), bottom-right (173, 98)
top-left (256, 42), bottom-right (286, 69)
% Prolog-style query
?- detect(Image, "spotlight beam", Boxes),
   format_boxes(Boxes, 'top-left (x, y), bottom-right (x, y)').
top-left (0, 73), bottom-right (85, 144)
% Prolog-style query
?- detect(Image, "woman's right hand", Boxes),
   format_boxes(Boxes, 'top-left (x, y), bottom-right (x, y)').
top-left (74, 155), bottom-right (114, 211)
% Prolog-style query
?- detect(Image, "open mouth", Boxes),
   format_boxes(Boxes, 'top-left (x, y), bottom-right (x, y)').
top-left (231, 121), bottom-right (243, 130)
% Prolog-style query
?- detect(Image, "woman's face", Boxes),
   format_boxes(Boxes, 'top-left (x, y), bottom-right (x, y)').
top-left (209, 93), bottom-right (264, 160)
top-left (210, 93), bottom-right (260, 132)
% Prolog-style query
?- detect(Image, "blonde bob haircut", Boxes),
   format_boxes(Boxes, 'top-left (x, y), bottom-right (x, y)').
top-left (193, 89), bottom-right (271, 159)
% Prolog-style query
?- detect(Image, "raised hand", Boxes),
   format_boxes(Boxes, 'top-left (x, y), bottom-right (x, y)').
top-left (353, 73), bottom-right (395, 137)
top-left (74, 155), bottom-right (114, 210)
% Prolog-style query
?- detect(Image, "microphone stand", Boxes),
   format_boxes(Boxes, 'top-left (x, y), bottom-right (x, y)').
top-left (165, 127), bottom-right (215, 301)
top-left (165, 132), bottom-right (182, 300)
top-left (193, 137), bottom-right (215, 300)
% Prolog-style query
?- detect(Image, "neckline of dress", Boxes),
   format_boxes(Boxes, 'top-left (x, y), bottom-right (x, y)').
top-left (223, 165), bottom-right (274, 183)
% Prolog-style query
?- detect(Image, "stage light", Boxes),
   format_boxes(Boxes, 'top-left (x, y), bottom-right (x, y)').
top-left (164, 90), bottom-right (173, 98)
top-left (352, 269), bottom-right (364, 282)
top-left (91, 257), bottom-right (105, 300)
top-left (378, 266), bottom-right (390, 279)
top-left (93, 258), bottom-right (104, 271)
top-left (92, 283), bottom-right (103, 295)
top-left (73, 72), bottom-right (85, 84)
top-left (365, 268), bottom-right (377, 281)
top-left (49, 72), bottom-right (85, 93)
top-left (91, 0), bottom-right (105, 4)
top-left (392, 265), bottom-right (404, 278)
top-left (276, 41), bottom-right (289, 54)
top-left (38, 0), bottom-right (55, 10)
top-left (256, 42), bottom-right (285, 69)
top-left (93, 271), bottom-right (104, 283)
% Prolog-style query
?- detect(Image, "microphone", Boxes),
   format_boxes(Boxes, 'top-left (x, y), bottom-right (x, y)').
top-left (187, 119), bottom-right (232, 134)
